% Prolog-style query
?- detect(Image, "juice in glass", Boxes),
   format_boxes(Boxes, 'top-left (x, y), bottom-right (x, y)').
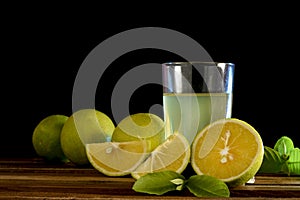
top-left (163, 92), bottom-right (232, 144)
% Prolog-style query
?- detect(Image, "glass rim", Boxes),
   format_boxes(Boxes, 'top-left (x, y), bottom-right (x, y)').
top-left (162, 61), bottom-right (235, 67)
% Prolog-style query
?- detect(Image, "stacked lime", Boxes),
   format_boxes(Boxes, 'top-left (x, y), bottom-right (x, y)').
top-left (112, 113), bottom-right (165, 152)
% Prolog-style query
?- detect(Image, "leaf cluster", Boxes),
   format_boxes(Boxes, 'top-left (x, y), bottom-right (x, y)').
top-left (258, 136), bottom-right (300, 175)
top-left (132, 171), bottom-right (230, 198)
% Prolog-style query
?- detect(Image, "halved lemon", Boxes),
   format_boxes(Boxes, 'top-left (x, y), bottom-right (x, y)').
top-left (131, 133), bottom-right (190, 179)
top-left (86, 140), bottom-right (149, 176)
top-left (191, 118), bottom-right (264, 187)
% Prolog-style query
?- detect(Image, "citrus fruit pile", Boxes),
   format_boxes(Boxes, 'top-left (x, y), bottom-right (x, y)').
top-left (85, 113), bottom-right (190, 178)
top-left (87, 132), bottom-right (190, 178)
top-left (33, 110), bottom-right (264, 187)
top-left (32, 109), bottom-right (115, 165)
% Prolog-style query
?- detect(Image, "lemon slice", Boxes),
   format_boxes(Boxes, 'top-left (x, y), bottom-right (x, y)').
top-left (86, 140), bottom-right (149, 176)
top-left (131, 133), bottom-right (190, 179)
top-left (191, 118), bottom-right (264, 187)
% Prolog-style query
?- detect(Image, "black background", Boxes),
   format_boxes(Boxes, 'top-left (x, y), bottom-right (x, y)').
top-left (2, 4), bottom-right (300, 157)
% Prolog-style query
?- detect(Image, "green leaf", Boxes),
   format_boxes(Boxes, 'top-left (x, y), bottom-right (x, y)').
top-left (132, 171), bottom-right (185, 195)
top-left (258, 146), bottom-right (288, 174)
top-left (274, 136), bottom-right (294, 160)
top-left (186, 175), bottom-right (230, 198)
top-left (288, 147), bottom-right (300, 175)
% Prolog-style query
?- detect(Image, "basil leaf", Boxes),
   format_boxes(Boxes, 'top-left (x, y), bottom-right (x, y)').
top-left (258, 146), bottom-right (287, 174)
top-left (274, 136), bottom-right (294, 160)
top-left (288, 147), bottom-right (300, 175)
top-left (132, 171), bottom-right (185, 195)
top-left (186, 175), bottom-right (230, 198)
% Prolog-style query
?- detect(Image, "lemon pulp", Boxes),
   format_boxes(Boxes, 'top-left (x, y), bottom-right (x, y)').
top-left (131, 133), bottom-right (190, 179)
top-left (86, 140), bottom-right (149, 176)
top-left (191, 118), bottom-right (264, 187)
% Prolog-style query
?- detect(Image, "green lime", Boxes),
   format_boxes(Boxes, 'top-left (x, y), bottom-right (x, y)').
top-left (32, 114), bottom-right (69, 162)
top-left (274, 136), bottom-right (294, 159)
top-left (112, 113), bottom-right (165, 152)
top-left (60, 109), bottom-right (115, 165)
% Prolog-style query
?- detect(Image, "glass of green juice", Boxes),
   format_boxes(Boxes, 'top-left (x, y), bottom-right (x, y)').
top-left (162, 62), bottom-right (235, 144)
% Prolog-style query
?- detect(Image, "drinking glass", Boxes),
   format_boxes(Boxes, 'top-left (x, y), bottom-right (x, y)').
top-left (162, 62), bottom-right (235, 144)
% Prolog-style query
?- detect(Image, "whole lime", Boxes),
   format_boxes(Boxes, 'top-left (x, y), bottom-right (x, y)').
top-left (112, 113), bottom-right (165, 152)
top-left (32, 114), bottom-right (69, 162)
top-left (60, 109), bottom-right (115, 166)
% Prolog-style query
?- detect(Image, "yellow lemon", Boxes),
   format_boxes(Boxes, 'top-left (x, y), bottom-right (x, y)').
top-left (191, 118), bottom-right (264, 187)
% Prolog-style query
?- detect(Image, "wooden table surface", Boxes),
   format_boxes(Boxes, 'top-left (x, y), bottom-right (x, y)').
top-left (0, 158), bottom-right (300, 199)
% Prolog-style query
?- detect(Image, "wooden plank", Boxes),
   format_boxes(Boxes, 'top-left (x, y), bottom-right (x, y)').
top-left (251, 175), bottom-right (300, 185)
top-left (1, 158), bottom-right (300, 199)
